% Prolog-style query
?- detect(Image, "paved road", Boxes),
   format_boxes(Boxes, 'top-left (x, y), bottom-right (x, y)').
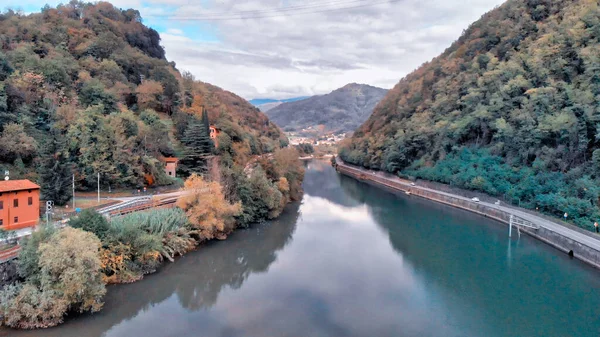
top-left (110, 190), bottom-right (188, 202)
top-left (337, 160), bottom-right (600, 252)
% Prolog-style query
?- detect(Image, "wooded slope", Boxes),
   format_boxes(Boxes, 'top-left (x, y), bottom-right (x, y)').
top-left (0, 2), bottom-right (286, 203)
top-left (341, 0), bottom-right (600, 228)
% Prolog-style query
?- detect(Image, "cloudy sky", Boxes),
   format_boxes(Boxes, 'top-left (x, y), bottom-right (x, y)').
top-left (10, 0), bottom-right (505, 100)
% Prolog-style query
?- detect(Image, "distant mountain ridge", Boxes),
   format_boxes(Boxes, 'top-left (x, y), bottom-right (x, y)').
top-left (265, 83), bottom-right (387, 133)
top-left (249, 97), bottom-right (309, 106)
top-left (250, 97), bottom-right (309, 112)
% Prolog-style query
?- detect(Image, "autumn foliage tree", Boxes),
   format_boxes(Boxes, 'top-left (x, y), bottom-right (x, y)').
top-left (135, 80), bottom-right (163, 111)
top-left (177, 174), bottom-right (241, 241)
top-left (0, 227), bottom-right (105, 329)
top-left (0, 123), bottom-right (38, 163)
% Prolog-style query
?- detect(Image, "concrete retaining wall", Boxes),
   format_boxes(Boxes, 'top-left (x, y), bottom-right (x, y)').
top-left (336, 162), bottom-right (600, 269)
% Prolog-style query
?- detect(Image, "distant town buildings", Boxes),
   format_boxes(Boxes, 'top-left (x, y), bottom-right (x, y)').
top-left (0, 180), bottom-right (40, 230)
top-left (288, 131), bottom-right (346, 146)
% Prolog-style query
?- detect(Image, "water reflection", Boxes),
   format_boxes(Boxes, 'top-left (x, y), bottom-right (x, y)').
top-left (336, 165), bottom-right (600, 337)
top-left (6, 160), bottom-right (600, 337)
top-left (302, 160), bottom-right (361, 208)
top-left (8, 201), bottom-right (300, 337)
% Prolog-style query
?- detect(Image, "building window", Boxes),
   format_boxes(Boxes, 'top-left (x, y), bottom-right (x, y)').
top-left (13, 199), bottom-right (18, 208)
top-left (28, 197), bottom-right (33, 205)
top-left (0, 201), bottom-right (3, 210)
top-left (14, 216), bottom-right (18, 223)
top-left (168, 172), bottom-right (172, 176)
top-left (0, 219), bottom-right (3, 226)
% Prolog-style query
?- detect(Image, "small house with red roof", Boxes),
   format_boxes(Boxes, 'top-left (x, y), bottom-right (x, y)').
top-left (164, 157), bottom-right (178, 178)
top-left (0, 180), bottom-right (40, 230)
top-left (209, 125), bottom-right (220, 147)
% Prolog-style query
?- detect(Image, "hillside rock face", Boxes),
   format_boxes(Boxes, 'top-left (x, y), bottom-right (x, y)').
top-left (341, 0), bottom-right (600, 228)
top-left (266, 83), bottom-right (387, 132)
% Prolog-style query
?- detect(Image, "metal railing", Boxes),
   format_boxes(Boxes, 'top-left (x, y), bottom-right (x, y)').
top-left (97, 196), bottom-right (152, 215)
top-left (108, 197), bottom-right (178, 218)
top-left (509, 214), bottom-right (539, 237)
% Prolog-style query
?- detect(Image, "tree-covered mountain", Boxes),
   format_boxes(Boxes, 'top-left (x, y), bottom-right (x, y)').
top-left (266, 83), bottom-right (387, 132)
top-left (341, 0), bottom-right (600, 229)
top-left (0, 2), bottom-right (286, 203)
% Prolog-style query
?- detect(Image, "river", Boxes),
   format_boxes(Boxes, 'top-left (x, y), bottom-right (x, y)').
top-left (5, 160), bottom-right (600, 337)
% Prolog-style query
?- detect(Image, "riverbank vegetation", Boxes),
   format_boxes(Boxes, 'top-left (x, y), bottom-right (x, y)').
top-left (0, 147), bottom-right (305, 329)
top-left (0, 1), bottom-right (305, 329)
top-left (0, 226), bottom-right (105, 329)
top-left (341, 0), bottom-right (600, 229)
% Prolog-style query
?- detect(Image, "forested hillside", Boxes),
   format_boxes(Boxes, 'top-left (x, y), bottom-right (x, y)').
top-left (266, 83), bottom-right (387, 132)
top-left (0, 2), bottom-right (287, 205)
top-left (341, 0), bottom-right (600, 228)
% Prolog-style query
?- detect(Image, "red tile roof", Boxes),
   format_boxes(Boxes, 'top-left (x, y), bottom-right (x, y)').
top-left (164, 157), bottom-right (178, 163)
top-left (0, 180), bottom-right (40, 193)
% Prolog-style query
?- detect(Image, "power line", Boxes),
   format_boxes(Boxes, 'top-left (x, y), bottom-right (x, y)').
top-left (146, 0), bottom-right (375, 18)
top-left (146, 0), bottom-right (401, 21)
top-left (171, 0), bottom-right (398, 20)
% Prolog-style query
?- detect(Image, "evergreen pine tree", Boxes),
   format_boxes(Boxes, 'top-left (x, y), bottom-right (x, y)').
top-left (180, 110), bottom-right (214, 175)
top-left (38, 128), bottom-right (73, 206)
top-left (202, 107), bottom-right (210, 131)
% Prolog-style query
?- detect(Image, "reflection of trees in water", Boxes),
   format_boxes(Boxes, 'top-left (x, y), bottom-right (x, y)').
top-left (337, 173), bottom-right (498, 290)
top-left (336, 173), bottom-right (600, 336)
top-left (13, 202), bottom-right (301, 337)
top-left (303, 160), bottom-right (361, 208)
top-left (174, 202), bottom-right (300, 311)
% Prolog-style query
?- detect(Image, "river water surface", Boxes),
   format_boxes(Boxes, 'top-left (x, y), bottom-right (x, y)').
top-left (6, 160), bottom-right (600, 337)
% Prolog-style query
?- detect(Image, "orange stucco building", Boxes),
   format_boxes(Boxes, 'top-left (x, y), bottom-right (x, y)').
top-left (164, 157), bottom-right (178, 177)
top-left (0, 180), bottom-right (40, 230)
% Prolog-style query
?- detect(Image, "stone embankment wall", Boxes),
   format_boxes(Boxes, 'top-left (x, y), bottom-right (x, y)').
top-left (336, 162), bottom-right (600, 269)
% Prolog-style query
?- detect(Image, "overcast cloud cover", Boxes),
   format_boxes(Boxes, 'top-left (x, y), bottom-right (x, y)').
top-left (9, 0), bottom-right (506, 99)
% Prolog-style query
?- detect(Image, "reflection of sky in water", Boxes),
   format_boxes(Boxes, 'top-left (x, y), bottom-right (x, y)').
top-left (100, 194), bottom-right (469, 337)
top-left (8, 160), bottom-right (600, 337)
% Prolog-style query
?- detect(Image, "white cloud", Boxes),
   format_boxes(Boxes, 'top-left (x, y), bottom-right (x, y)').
top-left (7, 0), bottom-right (506, 100)
top-left (166, 28), bottom-right (184, 35)
top-left (160, 0), bottom-right (505, 99)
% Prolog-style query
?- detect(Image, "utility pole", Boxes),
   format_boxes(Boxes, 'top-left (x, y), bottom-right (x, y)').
top-left (72, 174), bottom-right (75, 210)
top-left (97, 172), bottom-right (100, 204)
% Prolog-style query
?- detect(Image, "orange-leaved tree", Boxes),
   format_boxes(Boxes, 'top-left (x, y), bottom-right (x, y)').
top-left (177, 174), bottom-right (242, 241)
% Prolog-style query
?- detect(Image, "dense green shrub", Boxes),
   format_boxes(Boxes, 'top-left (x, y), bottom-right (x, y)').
top-left (17, 225), bottom-right (56, 285)
top-left (295, 143), bottom-right (314, 155)
top-left (69, 209), bottom-right (111, 241)
top-left (99, 208), bottom-right (193, 282)
top-left (1, 227), bottom-right (105, 329)
top-left (406, 148), bottom-right (600, 229)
